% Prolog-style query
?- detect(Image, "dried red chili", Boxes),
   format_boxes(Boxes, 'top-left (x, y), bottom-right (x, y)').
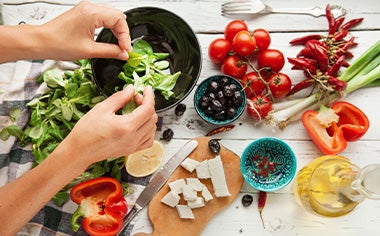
top-left (206, 124), bottom-right (235, 136)
top-left (258, 191), bottom-right (267, 228)
top-left (341, 18), bottom-right (364, 30)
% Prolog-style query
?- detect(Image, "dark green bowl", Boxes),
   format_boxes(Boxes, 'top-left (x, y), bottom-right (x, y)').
top-left (194, 74), bottom-right (246, 125)
top-left (240, 137), bottom-right (297, 192)
top-left (91, 7), bottom-right (202, 112)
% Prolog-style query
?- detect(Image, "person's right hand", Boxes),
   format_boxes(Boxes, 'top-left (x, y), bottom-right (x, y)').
top-left (63, 85), bottom-right (158, 166)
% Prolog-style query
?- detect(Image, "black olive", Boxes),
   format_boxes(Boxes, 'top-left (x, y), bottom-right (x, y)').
top-left (206, 92), bottom-right (216, 101)
top-left (223, 85), bottom-right (234, 97)
top-left (204, 106), bottom-right (214, 116)
top-left (229, 83), bottom-right (238, 91)
top-left (232, 91), bottom-right (243, 106)
top-left (242, 194), bottom-right (253, 207)
top-left (162, 128), bottom-right (174, 141)
top-left (208, 81), bottom-right (219, 92)
top-left (175, 103), bottom-right (186, 116)
top-left (208, 139), bottom-right (221, 154)
top-left (216, 90), bottom-right (227, 105)
top-left (226, 106), bottom-right (237, 118)
top-left (213, 110), bottom-right (226, 120)
top-left (210, 99), bottom-right (223, 112)
top-left (219, 77), bottom-right (230, 87)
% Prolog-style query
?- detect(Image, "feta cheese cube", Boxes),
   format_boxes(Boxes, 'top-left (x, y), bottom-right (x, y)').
top-left (181, 158), bottom-right (200, 173)
top-left (182, 184), bottom-right (197, 201)
top-left (168, 178), bottom-right (186, 194)
top-left (208, 155), bottom-right (231, 197)
top-left (186, 178), bottom-right (203, 191)
top-left (161, 191), bottom-right (180, 208)
top-left (187, 197), bottom-right (205, 209)
top-left (201, 185), bottom-right (214, 202)
top-left (176, 205), bottom-right (194, 219)
top-left (196, 160), bottom-right (211, 179)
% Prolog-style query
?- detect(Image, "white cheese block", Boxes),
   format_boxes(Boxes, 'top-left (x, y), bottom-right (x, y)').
top-left (182, 184), bottom-right (198, 201)
top-left (181, 158), bottom-right (200, 173)
top-left (201, 184), bottom-right (214, 202)
top-left (208, 155), bottom-right (231, 197)
top-left (186, 178), bottom-right (203, 191)
top-left (187, 197), bottom-right (205, 209)
top-left (161, 191), bottom-right (180, 208)
top-left (168, 178), bottom-right (186, 194)
top-left (196, 159), bottom-right (211, 179)
top-left (176, 205), bottom-right (195, 219)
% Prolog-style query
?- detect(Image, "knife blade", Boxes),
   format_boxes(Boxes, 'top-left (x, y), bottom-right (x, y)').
top-left (117, 139), bottom-right (198, 235)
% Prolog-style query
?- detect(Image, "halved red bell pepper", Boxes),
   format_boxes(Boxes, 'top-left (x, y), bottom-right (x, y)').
top-left (302, 101), bottom-right (369, 155)
top-left (70, 177), bottom-right (128, 236)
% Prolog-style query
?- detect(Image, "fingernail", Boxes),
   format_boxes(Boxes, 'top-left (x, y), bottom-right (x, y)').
top-left (118, 50), bottom-right (129, 60)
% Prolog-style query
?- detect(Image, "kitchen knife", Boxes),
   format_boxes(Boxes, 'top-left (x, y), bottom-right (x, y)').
top-left (117, 139), bottom-right (198, 235)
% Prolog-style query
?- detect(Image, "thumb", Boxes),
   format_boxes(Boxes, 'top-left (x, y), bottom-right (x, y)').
top-left (91, 42), bottom-right (129, 60)
top-left (101, 85), bottom-right (135, 113)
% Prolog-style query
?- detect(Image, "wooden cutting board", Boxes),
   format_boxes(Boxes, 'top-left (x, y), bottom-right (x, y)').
top-left (134, 136), bottom-right (244, 236)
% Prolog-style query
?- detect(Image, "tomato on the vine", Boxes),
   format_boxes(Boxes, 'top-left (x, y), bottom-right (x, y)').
top-left (221, 55), bottom-right (247, 79)
top-left (257, 49), bottom-right (285, 72)
top-left (268, 73), bottom-right (292, 98)
top-left (224, 20), bottom-right (248, 43)
top-left (246, 95), bottom-right (273, 121)
top-left (208, 38), bottom-right (231, 64)
top-left (232, 30), bottom-right (256, 57)
top-left (253, 28), bottom-right (271, 52)
top-left (240, 72), bottom-right (266, 99)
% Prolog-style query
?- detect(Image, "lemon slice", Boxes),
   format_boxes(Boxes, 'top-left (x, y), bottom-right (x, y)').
top-left (125, 140), bottom-right (164, 177)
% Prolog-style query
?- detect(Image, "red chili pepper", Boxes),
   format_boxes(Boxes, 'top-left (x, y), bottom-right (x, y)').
top-left (287, 57), bottom-right (317, 73)
top-left (334, 17), bottom-right (346, 31)
top-left (287, 78), bottom-right (313, 96)
top-left (341, 18), bottom-right (364, 30)
top-left (342, 60), bottom-right (350, 67)
top-left (206, 124), bottom-right (235, 136)
top-left (326, 55), bottom-right (345, 76)
top-left (289, 34), bottom-right (321, 45)
top-left (326, 4), bottom-right (336, 35)
top-left (302, 101), bottom-right (370, 154)
top-left (70, 177), bottom-right (128, 236)
top-left (327, 75), bottom-right (347, 91)
top-left (333, 29), bottom-right (349, 41)
top-left (297, 47), bottom-right (314, 58)
top-left (258, 191), bottom-right (267, 228)
top-left (313, 44), bottom-right (329, 72)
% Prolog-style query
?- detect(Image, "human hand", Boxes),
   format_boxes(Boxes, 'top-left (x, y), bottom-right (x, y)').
top-left (64, 85), bottom-right (158, 166)
top-left (41, 0), bottom-right (132, 61)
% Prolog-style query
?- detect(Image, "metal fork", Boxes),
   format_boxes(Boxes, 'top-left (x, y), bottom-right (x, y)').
top-left (221, 0), bottom-right (347, 18)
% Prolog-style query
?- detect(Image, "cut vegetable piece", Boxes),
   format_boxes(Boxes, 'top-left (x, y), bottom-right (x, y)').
top-left (201, 185), bottom-right (214, 202)
top-left (181, 158), bottom-right (200, 172)
top-left (176, 205), bottom-right (194, 219)
top-left (187, 197), bottom-right (205, 209)
top-left (186, 178), bottom-right (203, 191)
top-left (183, 184), bottom-right (197, 201)
top-left (168, 178), bottom-right (186, 194)
top-left (161, 191), bottom-right (180, 208)
top-left (208, 155), bottom-right (231, 197)
top-left (196, 160), bottom-right (211, 179)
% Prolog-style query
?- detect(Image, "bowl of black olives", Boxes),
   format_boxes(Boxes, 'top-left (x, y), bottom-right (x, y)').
top-left (194, 75), bottom-right (246, 125)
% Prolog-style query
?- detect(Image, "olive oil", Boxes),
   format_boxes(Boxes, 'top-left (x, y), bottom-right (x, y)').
top-left (295, 155), bottom-right (364, 217)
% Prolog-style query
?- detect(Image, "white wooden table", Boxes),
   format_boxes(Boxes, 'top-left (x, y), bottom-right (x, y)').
top-left (2, 0), bottom-right (380, 235)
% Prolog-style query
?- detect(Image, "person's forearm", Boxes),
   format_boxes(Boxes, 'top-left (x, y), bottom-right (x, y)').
top-left (0, 24), bottom-right (51, 63)
top-left (0, 138), bottom-right (88, 235)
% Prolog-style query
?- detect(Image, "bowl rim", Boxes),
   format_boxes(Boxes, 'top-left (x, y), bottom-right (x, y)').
top-left (193, 74), bottom-right (246, 125)
top-left (240, 137), bottom-right (297, 192)
top-left (91, 6), bottom-right (202, 113)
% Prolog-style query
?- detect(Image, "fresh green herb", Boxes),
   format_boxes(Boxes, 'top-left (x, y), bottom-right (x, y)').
top-left (1, 59), bottom-right (132, 206)
top-left (118, 39), bottom-right (181, 102)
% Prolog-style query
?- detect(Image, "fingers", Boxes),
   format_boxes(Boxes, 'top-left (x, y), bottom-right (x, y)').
top-left (91, 42), bottom-right (129, 60)
top-left (97, 85), bottom-right (135, 113)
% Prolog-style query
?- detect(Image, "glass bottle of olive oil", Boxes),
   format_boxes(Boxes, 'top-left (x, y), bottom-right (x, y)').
top-left (295, 155), bottom-right (380, 217)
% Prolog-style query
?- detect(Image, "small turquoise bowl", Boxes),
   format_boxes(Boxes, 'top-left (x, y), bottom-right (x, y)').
top-left (240, 137), bottom-right (297, 192)
top-left (194, 74), bottom-right (246, 125)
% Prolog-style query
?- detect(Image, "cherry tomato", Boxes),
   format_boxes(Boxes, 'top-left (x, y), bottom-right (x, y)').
top-left (232, 30), bottom-right (256, 57)
top-left (221, 55), bottom-right (248, 79)
top-left (253, 28), bottom-right (271, 52)
top-left (257, 49), bottom-right (285, 72)
top-left (246, 95), bottom-right (273, 121)
top-left (208, 38), bottom-right (232, 64)
top-left (268, 73), bottom-right (292, 98)
top-left (240, 72), bottom-right (266, 99)
top-left (224, 20), bottom-right (248, 43)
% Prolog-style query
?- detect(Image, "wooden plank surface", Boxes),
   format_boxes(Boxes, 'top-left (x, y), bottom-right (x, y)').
top-left (2, 0), bottom-right (380, 235)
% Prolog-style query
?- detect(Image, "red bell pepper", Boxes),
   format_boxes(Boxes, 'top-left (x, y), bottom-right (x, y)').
top-left (302, 101), bottom-right (369, 155)
top-left (70, 177), bottom-right (128, 236)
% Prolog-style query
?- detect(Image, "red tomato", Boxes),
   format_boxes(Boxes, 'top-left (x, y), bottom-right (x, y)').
top-left (240, 72), bottom-right (266, 99)
top-left (246, 95), bottom-right (273, 121)
top-left (221, 55), bottom-right (248, 79)
top-left (208, 38), bottom-right (231, 64)
top-left (232, 30), bottom-right (256, 57)
top-left (224, 20), bottom-right (248, 43)
top-left (268, 73), bottom-right (292, 98)
top-left (257, 49), bottom-right (285, 72)
top-left (253, 28), bottom-right (271, 52)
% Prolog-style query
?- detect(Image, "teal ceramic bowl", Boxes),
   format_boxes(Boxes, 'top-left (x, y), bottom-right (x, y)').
top-left (194, 75), bottom-right (246, 125)
top-left (240, 137), bottom-right (297, 192)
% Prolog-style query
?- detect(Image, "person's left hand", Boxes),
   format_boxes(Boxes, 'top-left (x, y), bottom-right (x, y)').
top-left (40, 1), bottom-right (132, 61)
